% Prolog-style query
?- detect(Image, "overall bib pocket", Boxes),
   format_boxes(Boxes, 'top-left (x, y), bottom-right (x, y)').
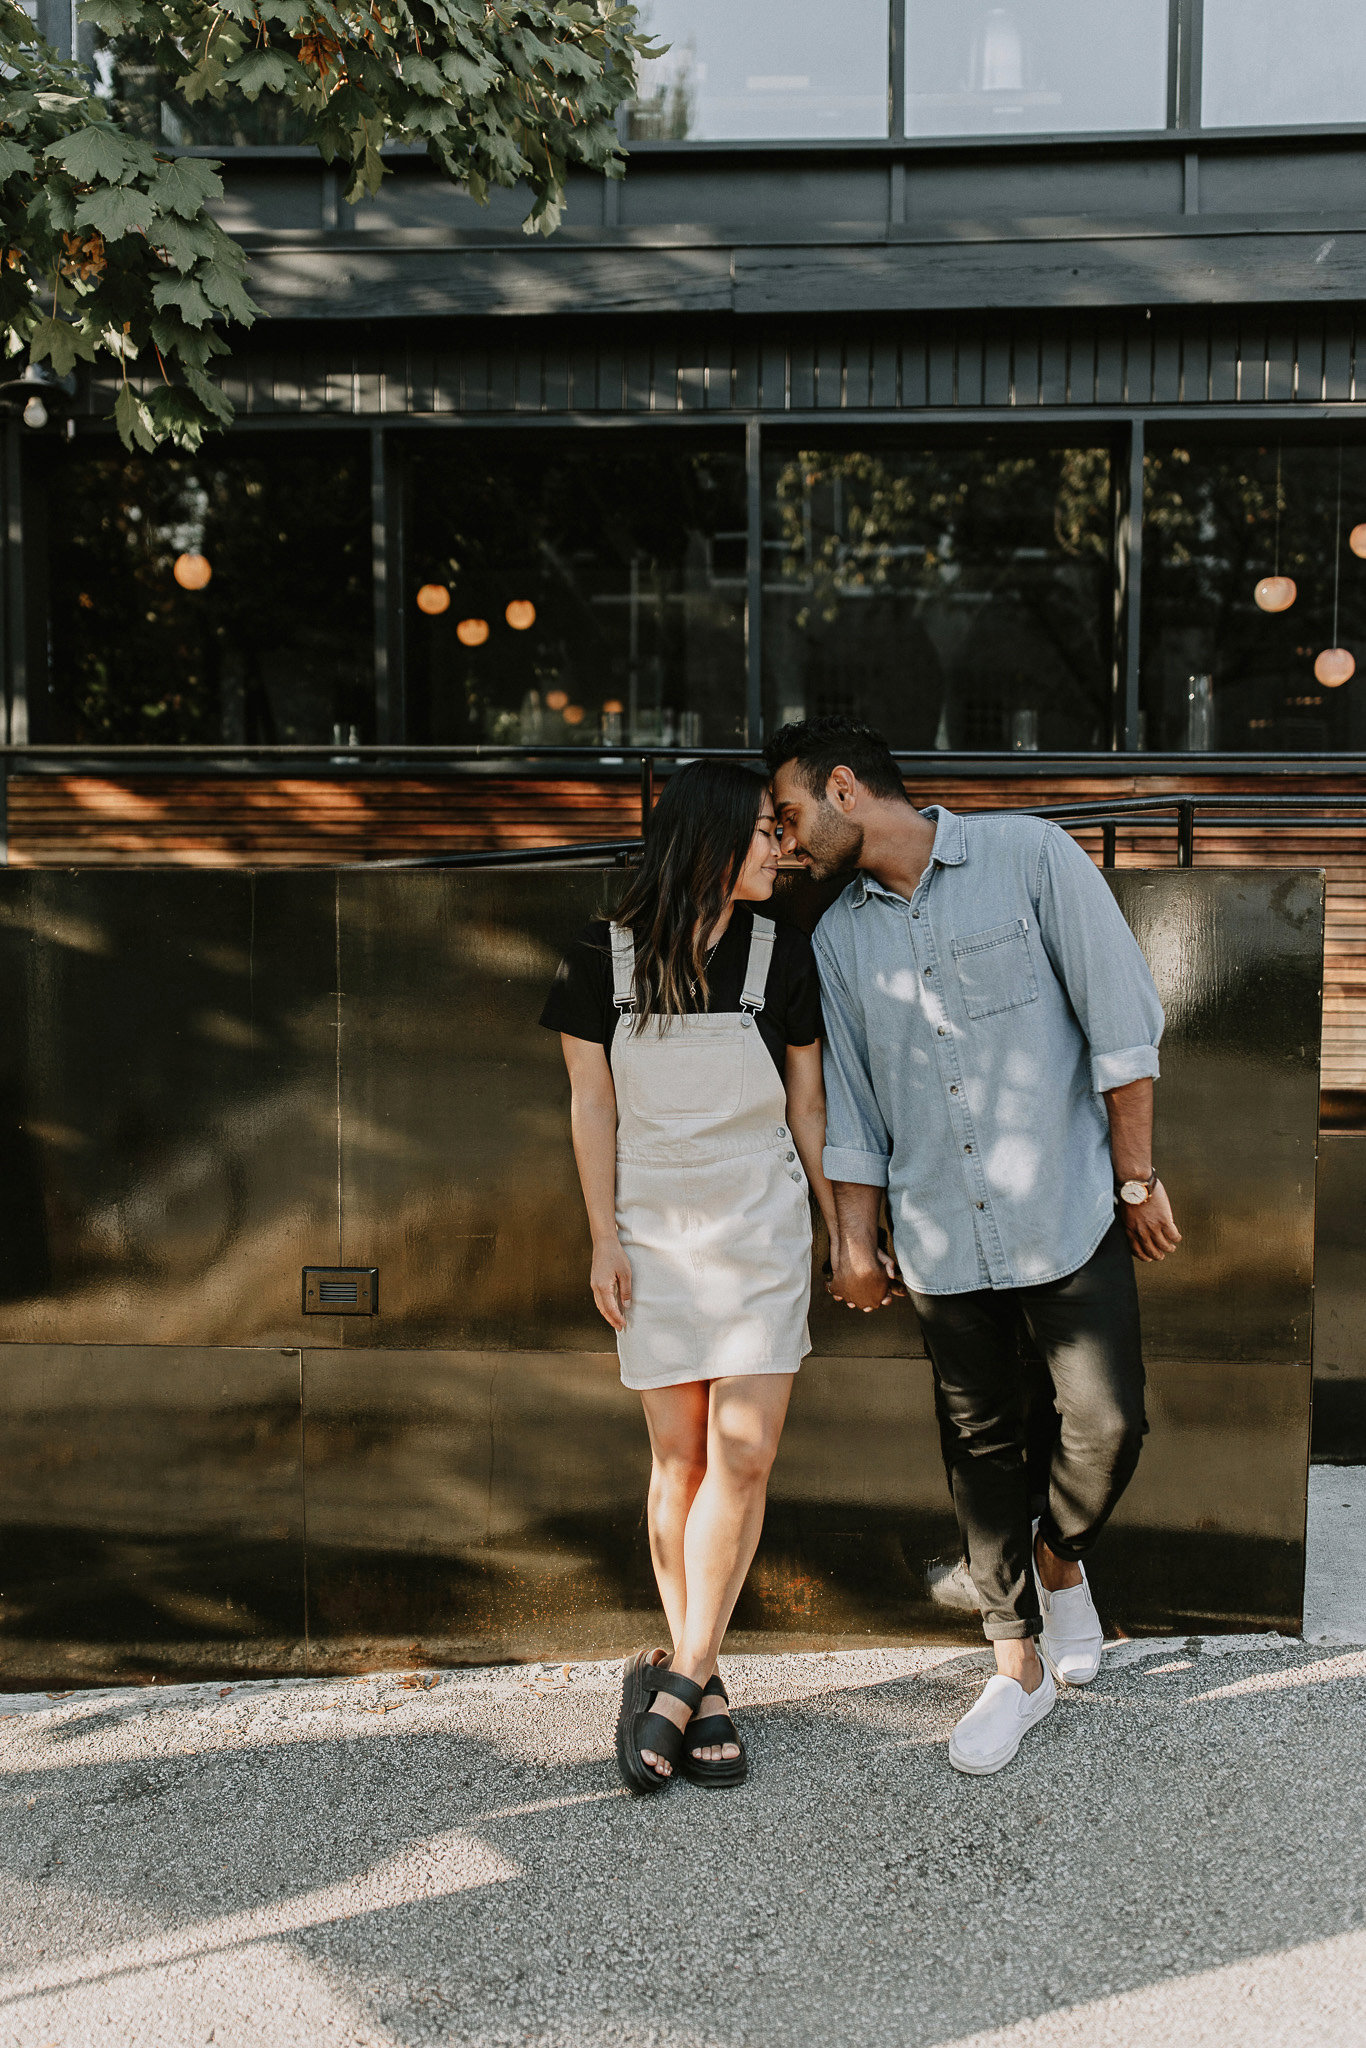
top-left (951, 918), bottom-right (1039, 1021)
top-left (622, 1020), bottom-right (747, 1120)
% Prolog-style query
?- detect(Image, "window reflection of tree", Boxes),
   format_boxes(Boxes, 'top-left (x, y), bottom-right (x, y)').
top-left (767, 446), bottom-right (1112, 750)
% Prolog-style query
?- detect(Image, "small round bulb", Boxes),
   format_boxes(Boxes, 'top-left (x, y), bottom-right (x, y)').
top-left (22, 395), bottom-right (47, 430)
top-left (1315, 646), bottom-right (1355, 687)
top-left (1253, 575), bottom-right (1297, 613)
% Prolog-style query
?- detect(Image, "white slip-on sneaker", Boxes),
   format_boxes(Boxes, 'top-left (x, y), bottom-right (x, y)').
top-left (947, 1664), bottom-right (1056, 1776)
top-left (1035, 1560), bottom-right (1105, 1686)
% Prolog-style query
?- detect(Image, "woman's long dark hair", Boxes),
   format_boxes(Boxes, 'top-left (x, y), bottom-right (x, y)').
top-left (613, 759), bottom-right (769, 1029)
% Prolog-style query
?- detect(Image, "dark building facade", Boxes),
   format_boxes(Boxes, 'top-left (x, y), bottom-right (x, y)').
top-left (9, 2), bottom-right (1366, 1090)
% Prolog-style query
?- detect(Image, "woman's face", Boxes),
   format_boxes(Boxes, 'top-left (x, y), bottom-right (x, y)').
top-left (730, 797), bottom-right (781, 903)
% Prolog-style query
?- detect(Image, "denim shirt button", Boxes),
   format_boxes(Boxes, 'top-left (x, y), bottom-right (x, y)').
top-left (924, 967), bottom-right (933, 977)
top-left (937, 1026), bottom-right (947, 1036)
top-left (964, 1144), bottom-right (973, 1153)
top-left (976, 1201), bottom-right (985, 1211)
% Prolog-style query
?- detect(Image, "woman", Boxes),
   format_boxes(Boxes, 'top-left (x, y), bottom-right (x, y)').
top-left (540, 760), bottom-right (838, 1792)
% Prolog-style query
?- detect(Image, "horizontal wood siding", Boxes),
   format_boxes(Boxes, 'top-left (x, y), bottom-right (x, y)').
top-left (7, 767), bottom-right (1361, 1085)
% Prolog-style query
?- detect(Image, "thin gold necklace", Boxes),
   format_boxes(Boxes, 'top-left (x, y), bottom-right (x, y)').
top-left (687, 936), bottom-right (721, 1000)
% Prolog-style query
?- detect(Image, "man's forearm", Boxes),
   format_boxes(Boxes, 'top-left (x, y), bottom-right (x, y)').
top-left (832, 1181), bottom-right (883, 1268)
top-left (1104, 1076), bottom-right (1154, 1180)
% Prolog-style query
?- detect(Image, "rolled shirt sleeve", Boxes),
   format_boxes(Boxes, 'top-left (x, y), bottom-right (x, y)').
top-left (1035, 824), bottom-right (1165, 1096)
top-left (812, 927), bottom-right (892, 1187)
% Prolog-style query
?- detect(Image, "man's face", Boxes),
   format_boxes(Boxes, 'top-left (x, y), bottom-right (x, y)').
top-left (772, 761), bottom-right (864, 882)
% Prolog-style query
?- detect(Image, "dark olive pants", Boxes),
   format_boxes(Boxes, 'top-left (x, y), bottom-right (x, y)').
top-left (909, 1219), bottom-right (1148, 1641)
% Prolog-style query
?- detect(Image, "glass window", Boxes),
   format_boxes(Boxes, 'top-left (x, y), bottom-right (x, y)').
top-left (1141, 438), bottom-right (1366, 753)
top-left (404, 434), bottom-right (747, 749)
top-left (763, 436), bottom-right (1115, 751)
top-left (628, 0), bottom-right (889, 141)
top-left (906, 1), bottom-right (1169, 137)
top-left (1202, 1), bottom-right (1366, 129)
top-left (35, 434), bottom-right (373, 744)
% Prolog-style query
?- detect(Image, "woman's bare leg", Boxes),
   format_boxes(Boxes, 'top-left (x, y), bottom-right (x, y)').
top-left (637, 1381), bottom-right (711, 1776)
top-left (642, 1372), bottom-right (795, 1764)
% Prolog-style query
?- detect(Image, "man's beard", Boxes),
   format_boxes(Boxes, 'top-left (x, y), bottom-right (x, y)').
top-left (801, 802), bottom-right (864, 882)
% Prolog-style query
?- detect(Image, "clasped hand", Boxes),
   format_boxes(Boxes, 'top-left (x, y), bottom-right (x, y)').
top-left (827, 1235), bottom-right (905, 1313)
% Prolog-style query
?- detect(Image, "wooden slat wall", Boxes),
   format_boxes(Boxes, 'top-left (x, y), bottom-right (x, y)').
top-left (93, 309), bottom-right (1363, 421)
top-left (8, 767), bottom-right (1364, 1085)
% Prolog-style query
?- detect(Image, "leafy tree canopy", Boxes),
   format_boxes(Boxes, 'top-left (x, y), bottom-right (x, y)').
top-left (0, 0), bottom-right (653, 449)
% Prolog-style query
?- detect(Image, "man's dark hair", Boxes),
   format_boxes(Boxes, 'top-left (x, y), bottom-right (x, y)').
top-left (763, 715), bottom-right (909, 804)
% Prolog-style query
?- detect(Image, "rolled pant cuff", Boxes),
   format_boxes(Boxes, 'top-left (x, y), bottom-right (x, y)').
top-left (982, 1620), bottom-right (1041, 1642)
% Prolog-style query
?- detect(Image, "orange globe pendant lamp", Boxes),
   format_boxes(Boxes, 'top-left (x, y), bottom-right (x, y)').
top-left (416, 583), bottom-right (450, 615)
top-left (1315, 646), bottom-right (1355, 687)
top-left (1351, 524), bottom-right (1366, 559)
top-left (1255, 446), bottom-right (1295, 611)
top-left (505, 599), bottom-right (536, 630)
top-left (1254, 576), bottom-right (1296, 612)
top-left (1315, 446), bottom-right (1355, 689)
top-left (173, 552), bottom-right (211, 591)
top-left (456, 617), bottom-right (490, 647)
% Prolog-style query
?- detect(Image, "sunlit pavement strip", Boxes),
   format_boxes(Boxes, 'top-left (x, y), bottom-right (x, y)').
top-left (1, 1485), bottom-right (1365, 2048)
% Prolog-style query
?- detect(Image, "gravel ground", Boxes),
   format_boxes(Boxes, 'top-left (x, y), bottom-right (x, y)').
top-left (2, 1629), bottom-right (1366, 2048)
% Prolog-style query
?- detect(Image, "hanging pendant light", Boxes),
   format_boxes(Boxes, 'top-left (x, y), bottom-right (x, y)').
top-left (1254, 445), bottom-right (1296, 611)
top-left (505, 599), bottom-right (536, 630)
top-left (416, 583), bottom-right (450, 615)
top-left (456, 617), bottom-right (490, 647)
top-left (1255, 577), bottom-right (1297, 612)
top-left (1315, 444), bottom-right (1354, 686)
top-left (1350, 524), bottom-right (1366, 559)
top-left (1316, 646), bottom-right (1355, 686)
top-left (173, 551), bottom-right (211, 591)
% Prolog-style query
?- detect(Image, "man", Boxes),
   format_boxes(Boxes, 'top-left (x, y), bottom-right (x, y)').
top-left (766, 716), bottom-right (1181, 1776)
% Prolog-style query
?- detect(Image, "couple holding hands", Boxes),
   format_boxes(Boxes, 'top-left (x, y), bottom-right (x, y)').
top-left (540, 716), bottom-right (1180, 1794)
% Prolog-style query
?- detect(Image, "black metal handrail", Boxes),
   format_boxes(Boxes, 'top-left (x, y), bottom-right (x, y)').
top-left (375, 790), bottom-right (1366, 872)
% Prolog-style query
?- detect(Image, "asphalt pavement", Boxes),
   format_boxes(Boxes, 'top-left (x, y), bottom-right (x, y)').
top-left (2, 1468), bottom-right (1364, 2048)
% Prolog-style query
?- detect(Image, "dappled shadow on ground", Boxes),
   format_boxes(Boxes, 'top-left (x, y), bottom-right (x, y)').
top-left (1, 1644), bottom-right (1364, 2046)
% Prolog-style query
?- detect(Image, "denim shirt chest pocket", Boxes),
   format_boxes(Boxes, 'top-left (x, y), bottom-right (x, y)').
top-left (950, 917), bottom-right (1039, 1021)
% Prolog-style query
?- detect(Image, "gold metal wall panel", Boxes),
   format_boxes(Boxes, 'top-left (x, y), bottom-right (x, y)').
top-left (300, 1349), bottom-right (1308, 1670)
top-left (334, 870), bottom-right (615, 1351)
top-left (0, 1344), bottom-right (304, 1688)
top-left (0, 872), bottom-right (339, 1349)
top-left (1112, 870), bottom-right (1323, 1364)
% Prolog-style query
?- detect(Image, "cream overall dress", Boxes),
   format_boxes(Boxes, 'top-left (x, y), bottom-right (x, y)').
top-left (608, 916), bottom-right (813, 1391)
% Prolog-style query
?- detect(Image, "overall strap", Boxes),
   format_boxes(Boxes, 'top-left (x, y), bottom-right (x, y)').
top-left (608, 922), bottom-right (636, 1012)
top-left (739, 915), bottom-right (777, 1013)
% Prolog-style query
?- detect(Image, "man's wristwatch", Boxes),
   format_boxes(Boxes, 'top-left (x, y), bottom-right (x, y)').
top-left (1117, 1168), bottom-right (1159, 1207)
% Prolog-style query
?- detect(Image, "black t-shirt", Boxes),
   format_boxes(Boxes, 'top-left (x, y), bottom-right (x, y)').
top-left (539, 903), bottom-right (823, 1076)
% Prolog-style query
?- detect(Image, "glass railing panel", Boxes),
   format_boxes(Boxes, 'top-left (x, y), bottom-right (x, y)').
top-left (1141, 438), bottom-right (1366, 753)
top-left (906, 0), bottom-right (1169, 138)
top-left (628, 0), bottom-right (889, 141)
top-left (404, 433), bottom-right (748, 750)
top-left (763, 436), bottom-right (1115, 751)
top-left (1202, 0), bottom-right (1366, 129)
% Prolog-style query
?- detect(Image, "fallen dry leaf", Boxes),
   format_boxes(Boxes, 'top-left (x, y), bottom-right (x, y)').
top-left (360, 1702), bottom-right (399, 1715)
top-left (45, 1691), bottom-right (73, 1700)
top-left (218, 1686), bottom-right (232, 1698)
top-left (396, 1672), bottom-right (438, 1691)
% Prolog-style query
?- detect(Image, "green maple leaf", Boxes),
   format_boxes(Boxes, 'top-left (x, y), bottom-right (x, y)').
top-left (29, 312), bottom-right (98, 376)
top-left (182, 361), bottom-right (233, 423)
top-left (197, 256), bottom-right (257, 324)
top-left (223, 50), bottom-right (304, 99)
top-left (45, 124), bottom-right (135, 185)
top-left (0, 139), bottom-right (36, 179)
top-left (152, 213), bottom-right (217, 272)
top-left (151, 272), bottom-right (214, 325)
top-left (147, 156), bottom-right (224, 219)
top-left (114, 379), bottom-right (157, 452)
top-left (73, 184), bottom-right (157, 240)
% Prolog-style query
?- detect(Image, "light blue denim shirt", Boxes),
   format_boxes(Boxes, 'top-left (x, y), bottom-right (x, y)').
top-left (814, 805), bottom-right (1165, 1296)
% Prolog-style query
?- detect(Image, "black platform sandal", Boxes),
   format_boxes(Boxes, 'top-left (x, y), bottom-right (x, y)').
top-left (615, 1650), bottom-right (704, 1795)
top-left (679, 1672), bottom-right (748, 1789)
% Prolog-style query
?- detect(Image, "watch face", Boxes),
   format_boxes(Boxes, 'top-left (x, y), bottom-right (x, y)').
top-left (1119, 1181), bottom-right (1147, 1206)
